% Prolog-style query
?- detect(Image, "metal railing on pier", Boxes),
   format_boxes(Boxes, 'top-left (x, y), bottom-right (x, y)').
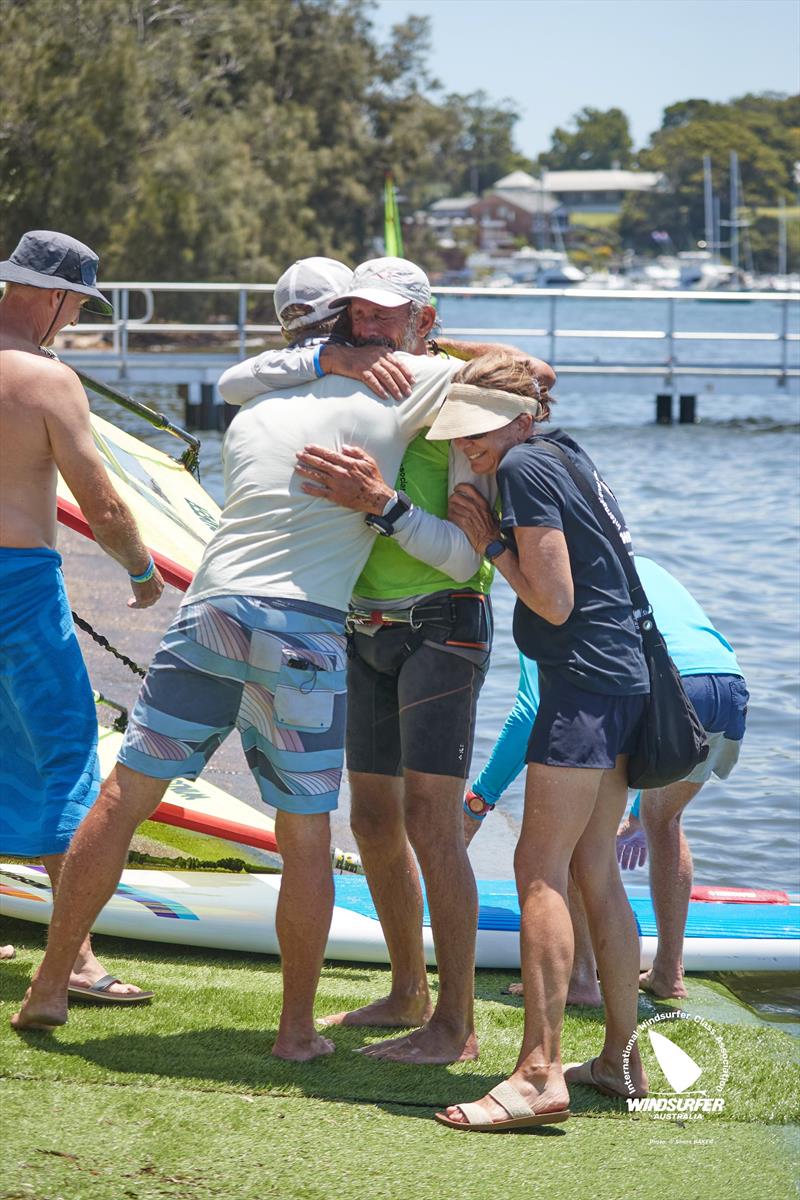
top-left (57, 282), bottom-right (799, 428)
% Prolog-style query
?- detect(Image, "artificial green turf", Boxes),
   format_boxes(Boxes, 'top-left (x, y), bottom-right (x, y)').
top-left (2, 918), bottom-right (798, 1199)
top-left (2, 1080), bottom-right (798, 1200)
top-left (3, 919), bottom-right (798, 1113)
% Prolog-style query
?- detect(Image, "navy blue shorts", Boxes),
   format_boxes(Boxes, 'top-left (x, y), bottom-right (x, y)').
top-left (681, 673), bottom-right (748, 783)
top-left (526, 666), bottom-right (647, 770)
top-left (683, 673), bottom-right (748, 739)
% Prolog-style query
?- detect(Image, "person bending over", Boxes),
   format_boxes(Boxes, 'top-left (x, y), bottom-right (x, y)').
top-left (463, 557), bottom-right (748, 1003)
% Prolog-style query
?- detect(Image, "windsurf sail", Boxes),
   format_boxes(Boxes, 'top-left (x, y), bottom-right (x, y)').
top-left (647, 1029), bottom-right (703, 1093)
top-left (57, 411), bottom-right (220, 591)
top-left (384, 172), bottom-right (404, 258)
top-left (76, 370), bottom-right (201, 478)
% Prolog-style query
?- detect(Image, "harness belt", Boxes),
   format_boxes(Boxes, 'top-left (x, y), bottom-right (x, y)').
top-left (347, 592), bottom-right (491, 651)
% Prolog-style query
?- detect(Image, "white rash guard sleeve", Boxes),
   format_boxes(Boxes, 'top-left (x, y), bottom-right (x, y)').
top-left (218, 343), bottom-right (322, 405)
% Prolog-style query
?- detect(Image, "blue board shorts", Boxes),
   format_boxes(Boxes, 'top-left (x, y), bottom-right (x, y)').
top-left (0, 548), bottom-right (100, 856)
top-left (681, 673), bottom-right (748, 782)
top-left (526, 665), bottom-right (647, 769)
top-left (118, 595), bottom-right (348, 815)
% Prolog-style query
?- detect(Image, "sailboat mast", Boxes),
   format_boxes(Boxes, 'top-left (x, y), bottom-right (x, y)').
top-left (730, 150), bottom-right (740, 272)
top-left (703, 154), bottom-right (714, 255)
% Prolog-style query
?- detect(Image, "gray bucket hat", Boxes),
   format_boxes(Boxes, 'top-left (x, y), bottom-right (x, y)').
top-left (0, 230), bottom-right (112, 316)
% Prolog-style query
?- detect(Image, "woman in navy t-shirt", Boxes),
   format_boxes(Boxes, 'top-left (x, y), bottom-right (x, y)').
top-left (427, 352), bottom-right (649, 1132)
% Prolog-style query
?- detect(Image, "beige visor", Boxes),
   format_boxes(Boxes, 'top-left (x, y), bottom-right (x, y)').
top-left (426, 382), bottom-right (541, 441)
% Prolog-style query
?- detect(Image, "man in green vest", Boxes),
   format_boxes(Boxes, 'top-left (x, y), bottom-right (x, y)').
top-left (220, 256), bottom-right (554, 1063)
top-left (294, 260), bottom-right (554, 1064)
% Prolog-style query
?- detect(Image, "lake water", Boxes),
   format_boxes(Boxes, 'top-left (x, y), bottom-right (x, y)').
top-left (86, 295), bottom-right (800, 891)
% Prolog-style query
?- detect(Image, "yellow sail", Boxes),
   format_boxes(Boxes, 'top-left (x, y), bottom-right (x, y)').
top-left (57, 413), bottom-right (220, 589)
top-left (384, 172), bottom-right (404, 257)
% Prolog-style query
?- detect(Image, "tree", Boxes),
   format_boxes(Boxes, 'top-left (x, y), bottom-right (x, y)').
top-left (620, 93), bottom-right (798, 261)
top-left (537, 107), bottom-right (633, 171)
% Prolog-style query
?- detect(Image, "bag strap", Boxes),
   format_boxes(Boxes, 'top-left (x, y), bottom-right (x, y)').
top-left (532, 437), bottom-right (653, 623)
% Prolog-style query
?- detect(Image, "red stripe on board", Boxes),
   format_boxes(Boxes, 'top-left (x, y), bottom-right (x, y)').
top-left (57, 497), bottom-right (193, 592)
top-left (690, 885), bottom-right (790, 905)
top-left (151, 801), bottom-right (279, 855)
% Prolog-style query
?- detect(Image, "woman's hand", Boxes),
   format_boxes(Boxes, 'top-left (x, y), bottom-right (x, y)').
top-left (447, 483), bottom-right (501, 554)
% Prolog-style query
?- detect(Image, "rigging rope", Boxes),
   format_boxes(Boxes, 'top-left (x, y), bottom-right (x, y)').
top-left (71, 611), bottom-right (147, 678)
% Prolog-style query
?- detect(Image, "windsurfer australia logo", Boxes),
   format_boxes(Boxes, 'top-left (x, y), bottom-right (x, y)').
top-left (623, 1011), bottom-right (730, 1119)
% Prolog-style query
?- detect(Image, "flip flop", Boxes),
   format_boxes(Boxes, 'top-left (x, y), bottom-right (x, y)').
top-left (435, 1080), bottom-right (570, 1133)
top-left (67, 974), bottom-right (154, 1006)
top-left (564, 1057), bottom-right (645, 1100)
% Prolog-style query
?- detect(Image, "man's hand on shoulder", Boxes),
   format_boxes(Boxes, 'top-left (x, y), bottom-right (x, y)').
top-left (295, 444), bottom-right (394, 513)
top-left (319, 344), bottom-right (415, 401)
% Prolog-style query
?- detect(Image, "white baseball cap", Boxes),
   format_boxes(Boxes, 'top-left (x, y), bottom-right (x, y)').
top-left (426, 383), bottom-right (541, 441)
top-left (328, 256), bottom-right (432, 310)
top-left (274, 257), bottom-right (353, 332)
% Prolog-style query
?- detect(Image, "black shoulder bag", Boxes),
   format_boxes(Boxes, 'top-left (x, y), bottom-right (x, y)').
top-left (534, 440), bottom-right (709, 790)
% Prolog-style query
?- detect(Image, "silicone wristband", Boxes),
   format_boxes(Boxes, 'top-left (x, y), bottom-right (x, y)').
top-left (130, 556), bottom-right (156, 584)
top-left (313, 345), bottom-right (325, 378)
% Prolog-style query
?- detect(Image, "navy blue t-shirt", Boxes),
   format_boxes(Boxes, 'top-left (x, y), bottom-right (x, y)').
top-left (497, 429), bottom-right (649, 696)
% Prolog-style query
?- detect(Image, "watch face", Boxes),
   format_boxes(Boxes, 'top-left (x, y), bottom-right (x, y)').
top-left (466, 791), bottom-right (486, 814)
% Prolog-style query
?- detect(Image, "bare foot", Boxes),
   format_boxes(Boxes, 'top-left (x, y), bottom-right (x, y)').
top-left (358, 1022), bottom-right (478, 1064)
top-left (271, 1032), bottom-right (335, 1062)
top-left (565, 1055), bottom-right (648, 1099)
top-left (567, 980), bottom-right (603, 1007)
top-left (639, 967), bottom-right (688, 1000)
top-left (318, 992), bottom-right (432, 1028)
top-left (439, 1068), bottom-right (569, 1128)
top-left (503, 979), bottom-right (603, 1008)
top-left (11, 985), bottom-right (67, 1033)
top-left (0, 944), bottom-right (15, 961)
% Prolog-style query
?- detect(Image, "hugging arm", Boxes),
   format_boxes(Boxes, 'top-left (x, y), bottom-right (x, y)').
top-left (218, 344), bottom-right (414, 405)
top-left (448, 484), bottom-right (573, 625)
top-left (294, 443), bottom-right (483, 582)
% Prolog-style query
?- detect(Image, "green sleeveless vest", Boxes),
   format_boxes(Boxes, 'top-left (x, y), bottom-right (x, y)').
top-left (354, 429), bottom-right (495, 600)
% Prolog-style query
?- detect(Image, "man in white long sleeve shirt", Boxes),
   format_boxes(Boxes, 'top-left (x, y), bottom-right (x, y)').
top-left (219, 257), bottom-right (555, 1065)
top-left (12, 259), bottom-right (458, 1058)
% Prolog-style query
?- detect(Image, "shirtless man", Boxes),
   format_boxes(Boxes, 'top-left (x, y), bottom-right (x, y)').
top-left (0, 230), bottom-right (163, 999)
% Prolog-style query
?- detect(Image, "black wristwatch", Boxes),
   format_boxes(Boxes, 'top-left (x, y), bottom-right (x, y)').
top-left (484, 537), bottom-right (506, 562)
top-left (365, 491), bottom-right (412, 537)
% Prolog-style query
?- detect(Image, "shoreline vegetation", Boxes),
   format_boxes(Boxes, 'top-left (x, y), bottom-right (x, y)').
top-left (1, 1), bottom-right (797, 299)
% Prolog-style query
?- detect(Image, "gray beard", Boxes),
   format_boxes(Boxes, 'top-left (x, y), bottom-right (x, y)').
top-left (353, 320), bottom-right (418, 354)
top-left (353, 334), bottom-right (396, 350)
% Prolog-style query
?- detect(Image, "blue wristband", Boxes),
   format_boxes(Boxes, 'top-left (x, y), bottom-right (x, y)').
top-left (313, 345), bottom-right (325, 378)
top-left (130, 556), bottom-right (155, 584)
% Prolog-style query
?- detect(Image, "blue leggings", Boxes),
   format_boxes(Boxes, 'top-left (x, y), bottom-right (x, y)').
top-left (471, 652), bottom-right (642, 815)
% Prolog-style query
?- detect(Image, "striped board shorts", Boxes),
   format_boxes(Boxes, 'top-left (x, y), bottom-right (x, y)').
top-left (118, 595), bottom-right (347, 815)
